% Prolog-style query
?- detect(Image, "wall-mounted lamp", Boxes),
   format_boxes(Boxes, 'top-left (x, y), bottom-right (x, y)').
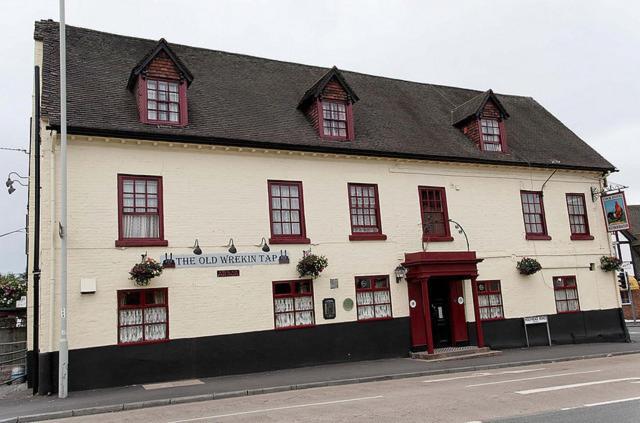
top-left (226, 238), bottom-right (237, 254)
top-left (394, 264), bottom-right (408, 283)
top-left (257, 237), bottom-right (270, 252)
top-left (193, 239), bottom-right (202, 255)
top-left (6, 172), bottom-right (28, 195)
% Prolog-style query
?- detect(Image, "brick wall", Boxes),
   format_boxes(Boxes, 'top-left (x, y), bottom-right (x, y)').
top-left (623, 289), bottom-right (640, 320)
top-left (146, 51), bottom-right (180, 80)
top-left (459, 99), bottom-right (502, 147)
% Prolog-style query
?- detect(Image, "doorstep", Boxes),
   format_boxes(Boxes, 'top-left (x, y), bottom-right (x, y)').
top-left (410, 346), bottom-right (502, 361)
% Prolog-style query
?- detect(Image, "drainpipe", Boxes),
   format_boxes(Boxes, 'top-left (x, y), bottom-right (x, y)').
top-left (32, 65), bottom-right (42, 395)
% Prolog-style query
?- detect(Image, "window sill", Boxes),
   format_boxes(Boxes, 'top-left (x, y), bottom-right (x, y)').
top-left (525, 234), bottom-right (552, 241)
top-left (117, 338), bottom-right (169, 347)
top-left (357, 316), bottom-right (394, 322)
top-left (269, 237), bottom-right (311, 245)
top-left (480, 317), bottom-right (505, 322)
top-left (349, 233), bottom-right (387, 241)
top-left (570, 234), bottom-right (594, 241)
top-left (422, 235), bottom-right (454, 242)
top-left (115, 239), bottom-right (169, 247)
top-left (274, 324), bottom-right (316, 331)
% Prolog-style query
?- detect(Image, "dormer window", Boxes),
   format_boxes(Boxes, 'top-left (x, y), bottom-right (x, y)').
top-left (451, 89), bottom-right (509, 153)
top-left (480, 118), bottom-right (502, 151)
top-left (127, 38), bottom-right (193, 128)
top-left (298, 66), bottom-right (359, 142)
top-left (146, 80), bottom-right (180, 123)
top-left (322, 101), bottom-right (348, 138)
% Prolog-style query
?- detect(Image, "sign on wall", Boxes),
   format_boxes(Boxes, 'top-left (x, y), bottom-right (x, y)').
top-left (161, 251), bottom-right (289, 269)
top-left (602, 192), bottom-right (630, 232)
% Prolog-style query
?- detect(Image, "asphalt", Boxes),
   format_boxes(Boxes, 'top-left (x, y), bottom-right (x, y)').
top-left (2, 336), bottom-right (640, 422)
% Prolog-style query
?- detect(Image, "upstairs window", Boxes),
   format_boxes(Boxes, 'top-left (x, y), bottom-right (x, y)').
top-left (322, 101), bottom-right (348, 138)
top-left (419, 186), bottom-right (452, 242)
top-left (520, 191), bottom-right (551, 240)
top-left (116, 175), bottom-right (167, 247)
top-left (480, 119), bottom-right (502, 152)
top-left (147, 79), bottom-right (180, 123)
top-left (566, 193), bottom-right (593, 240)
top-left (348, 183), bottom-right (386, 241)
top-left (268, 180), bottom-right (309, 244)
top-left (554, 276), bottom-right (580, 313)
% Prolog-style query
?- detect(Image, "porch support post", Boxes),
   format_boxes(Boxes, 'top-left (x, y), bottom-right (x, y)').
top-left (421, 277), bottom-right (435, 354)
top-left (470, 277), bottom-right (485, 348)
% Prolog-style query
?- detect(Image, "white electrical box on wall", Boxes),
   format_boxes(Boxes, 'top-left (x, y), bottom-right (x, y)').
top-left (80, 278), bottom-right (97, 294)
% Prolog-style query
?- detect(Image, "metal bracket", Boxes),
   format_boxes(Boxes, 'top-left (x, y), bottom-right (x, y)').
top-left (58, 222), bottom-right (64, 239)
top-left (591, 183), bottom-right (629, 202)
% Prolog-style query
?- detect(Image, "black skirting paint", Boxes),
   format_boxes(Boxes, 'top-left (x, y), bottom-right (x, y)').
top-left (31, 308), bottom-right (627, 393)
top-left (478, 308), bottom-right (627, 349)
top-left (37, 318), bottom-right (411, 392)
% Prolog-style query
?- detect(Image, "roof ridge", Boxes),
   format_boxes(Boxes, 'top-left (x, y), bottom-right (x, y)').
top-left (35, 19), bottom-right (535, 102)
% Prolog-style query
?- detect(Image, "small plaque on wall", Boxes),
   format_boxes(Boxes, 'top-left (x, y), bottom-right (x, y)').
top-left (217, 269), bottom-right (240, 277)
top-left (323, 298), bottom-right (336, 319)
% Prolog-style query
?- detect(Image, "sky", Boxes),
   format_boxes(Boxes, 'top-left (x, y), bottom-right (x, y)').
top-left (0, 0), bottom-right (638, 273)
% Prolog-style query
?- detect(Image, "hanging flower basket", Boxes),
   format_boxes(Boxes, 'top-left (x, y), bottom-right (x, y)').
top-left (129, 257), bottom-right (163, 286)
top-left (516, 257), bottom-right (542, 275)
top-left (600, 255), bottom-right (622, 272)
top-left (297, 253), bottom-right (328, 279)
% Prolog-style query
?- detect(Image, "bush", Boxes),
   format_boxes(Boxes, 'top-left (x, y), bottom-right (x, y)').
top-left (297, 253), bottom-right (328, 279)
top-left (600, 256), bottom-right (622, 272)
top-left (0, 272), bottom-right (27, 308)
top-left (129, 257), bottom-right (163, 286)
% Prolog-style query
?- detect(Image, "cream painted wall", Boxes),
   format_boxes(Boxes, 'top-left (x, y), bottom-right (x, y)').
top-left (29, 133), bottom-right (620, 351)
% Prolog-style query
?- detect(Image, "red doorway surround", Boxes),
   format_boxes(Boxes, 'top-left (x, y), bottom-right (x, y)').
top-left (403, 251), bottom-right (484, 354)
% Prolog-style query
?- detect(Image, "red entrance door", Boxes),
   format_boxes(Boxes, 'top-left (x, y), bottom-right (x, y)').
top-left (408, 281), bottom-right (427, 350)
top-left (449, 280), bottom-right (469, 344)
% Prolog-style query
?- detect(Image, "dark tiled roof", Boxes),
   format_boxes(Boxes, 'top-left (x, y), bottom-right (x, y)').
top-left (450, 89), bottom-right (509, 125)
top-left (35, 20), bottom-right (615, 172)
top-left (627, 205), bottom-right (640, 239)
top-left (297, 66), bottom-right (360, 108)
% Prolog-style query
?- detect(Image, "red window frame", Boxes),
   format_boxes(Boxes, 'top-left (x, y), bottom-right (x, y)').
top-left (476, 118), bottom-right (508, 153)
top-left (117, 288), bottom-right (169, 346)
top-left (476, 280), bottom-right (505, 321)
top-left (116, 174), bottom-right (167, 247)
top-left (520, 190), bottom-right (551, 240)
top-left (355, 275), bottom-right (393, 321)
top-left (317, 99), bottom-right (355, 141)
top-left (138, 76), bottom-right (188, 127)
top-left (553, 276), bottom-right (580, 313)
top-left (347, 183), bottom-right (386, 241)
top-left (272, 280), bottom-right (315, 330)
top-left (418, 186), bottom-right (453, 242)
top-left (566, 193), bottom-right (594, 240)
top-left (267, 180), bottom-right (310, 244)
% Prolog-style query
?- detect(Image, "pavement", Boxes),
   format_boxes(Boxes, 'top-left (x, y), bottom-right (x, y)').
top-left (42, 353), bottom-right (640, 422)
top-left (1, 335), bottom-right (640, 422)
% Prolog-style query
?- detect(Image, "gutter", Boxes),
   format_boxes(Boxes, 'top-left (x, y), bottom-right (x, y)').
top-left (46, 124), bottom-right (617, 174)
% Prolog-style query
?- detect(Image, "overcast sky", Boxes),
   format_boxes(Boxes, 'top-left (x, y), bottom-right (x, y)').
top-left (0, 0), bottom-right (638, 273)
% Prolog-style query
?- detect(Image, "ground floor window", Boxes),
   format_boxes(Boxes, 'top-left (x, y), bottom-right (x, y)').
top-left (620, 289), bottom-right (631, 305)
top-left (117, 288), bottom-right (168, 344)
top-left (355, 275), bottom-right (392, 320)
top-left (554, 276), bottom-right (580, 313)
top-left (273, 280), bottom-right (315, 329)
top-left (477, 280), bottom-right (504, 320)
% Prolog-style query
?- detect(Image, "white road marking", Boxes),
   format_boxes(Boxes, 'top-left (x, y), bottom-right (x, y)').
top-left (143, 379), bottom-right (204, 390)
top-left (424, 373), bottom-right (492, 383)
top-left (584, 396), bottom-right (640, 407)
top-left (466, 370), bottom-right (602, 388)
top-left (167, 395), bottom-right (384, 422)
top-left (423, 368), bottom-right (545, 383)
top-left (516, 378), bottom-right (640, 395)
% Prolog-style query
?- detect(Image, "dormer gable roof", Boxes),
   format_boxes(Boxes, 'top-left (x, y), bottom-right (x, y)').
top-left (297, 66), bottom-right (359, 109)
top-left (126, 38), bottom-right (194, 91)
top-left (451, 89), bottom-right (509, 125)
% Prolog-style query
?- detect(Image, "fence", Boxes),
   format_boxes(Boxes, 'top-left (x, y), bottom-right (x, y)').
top-left (0, 314), bottom-right (27, 384)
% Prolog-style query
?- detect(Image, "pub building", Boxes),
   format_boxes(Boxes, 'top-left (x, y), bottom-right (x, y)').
top-left (27, 20), bottom-right (627, 393)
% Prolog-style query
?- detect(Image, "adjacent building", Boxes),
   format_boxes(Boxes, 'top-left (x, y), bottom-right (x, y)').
top-left (27, 20), bottom-right (626, 393)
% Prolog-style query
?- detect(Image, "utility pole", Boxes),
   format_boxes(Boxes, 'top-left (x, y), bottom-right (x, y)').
top-left (58, 0), bottom-right (69, 398)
